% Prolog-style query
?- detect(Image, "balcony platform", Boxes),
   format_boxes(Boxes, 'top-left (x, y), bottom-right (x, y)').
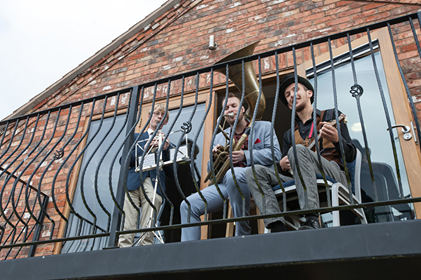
top-left (2, 219), bottom-right (421, 280)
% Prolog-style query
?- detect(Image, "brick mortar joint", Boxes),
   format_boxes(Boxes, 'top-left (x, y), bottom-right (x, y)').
top-left (341, 0), bottom-right (421, 7)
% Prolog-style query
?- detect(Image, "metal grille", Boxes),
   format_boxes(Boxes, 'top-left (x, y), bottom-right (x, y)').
top-left (0, 12), bottom-right (420, 260)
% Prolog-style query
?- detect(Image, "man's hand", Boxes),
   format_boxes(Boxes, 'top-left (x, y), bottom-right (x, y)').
top-left (319, 122), bottom-right (339, 143)
top-left (162, 138), bottom-right (170, 150)
top-left (212, 144), bottom-right (245, 164)
top-left (212, 144), bottom-right (222, 154)
top-left (145, 133), bottom-right (170, 151)
top-left (231, 150), bottom-right (245, 165)
top-left (279, 156), bottom-right (290, 172)
top-left (212, 144), bottom-right (225, 161)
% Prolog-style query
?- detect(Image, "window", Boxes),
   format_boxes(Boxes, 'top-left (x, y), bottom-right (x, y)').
top-left (61, 103), bottom-right (207, 252)
top-left (62, 114), bottom-right (127, 253)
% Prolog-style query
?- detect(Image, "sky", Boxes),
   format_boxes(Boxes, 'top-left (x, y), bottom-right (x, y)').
top-left (0, 0), bottom-right (169, 120)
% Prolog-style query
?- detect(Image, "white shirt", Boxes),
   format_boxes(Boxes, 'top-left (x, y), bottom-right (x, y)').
top-left (147, 128), bottom-right (155, 140)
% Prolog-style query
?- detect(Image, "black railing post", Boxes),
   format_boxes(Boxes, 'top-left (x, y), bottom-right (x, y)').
top-left (107, 86), bottom-right (141, 248)
top-left (28, 194), bottom-right (49, 257)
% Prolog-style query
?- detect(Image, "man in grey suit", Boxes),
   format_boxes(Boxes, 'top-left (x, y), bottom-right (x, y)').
top-left (180, 92), bottom-right (282, 241)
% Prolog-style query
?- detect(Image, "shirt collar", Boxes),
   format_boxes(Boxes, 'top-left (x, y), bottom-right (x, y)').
top-left (147, 128), bottom-right (155, 136)
top-left (233, 119), bottom-right (250, 135)
top-left (294, 109), bottom-right (321, 124)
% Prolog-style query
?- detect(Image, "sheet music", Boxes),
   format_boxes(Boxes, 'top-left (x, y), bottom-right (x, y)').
top-left (136, 145), bottom-right (190, 172)
top-left (169, 145), bottom-right (189, 162)
top-left (135, 129), bottom-right (192, 172)
top-left (138, 153), bottom-right (157, 171)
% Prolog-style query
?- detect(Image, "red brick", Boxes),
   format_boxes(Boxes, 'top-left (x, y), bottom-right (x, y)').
top-left (401, 42), bottom-right (419, 52)
top-left (366, 12), bottom-right (392, 23)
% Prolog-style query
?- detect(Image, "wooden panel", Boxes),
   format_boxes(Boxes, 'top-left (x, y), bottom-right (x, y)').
top-left (200, 89), bottom-right (215, 240)
top-left (377, 28), bottom-right (421, 216)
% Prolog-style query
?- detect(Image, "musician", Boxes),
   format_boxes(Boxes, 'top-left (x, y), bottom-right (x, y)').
top-left (180, 92), bottom-right (281, 241)
top-left (245, 74), bottom-right (356, 231)
top-left (119, 104), bottom-right (173, 247)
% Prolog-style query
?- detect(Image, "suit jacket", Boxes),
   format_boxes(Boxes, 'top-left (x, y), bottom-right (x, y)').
top-left (126, 132), bottom-right (173, 196)
top-left (208, 121), bottom-right (282, 171)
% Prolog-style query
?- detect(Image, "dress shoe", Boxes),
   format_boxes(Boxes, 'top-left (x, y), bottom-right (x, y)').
top-left (268, 221), bottom-right (286, 232)
top-left (299, 217), bottom-right (320, 230)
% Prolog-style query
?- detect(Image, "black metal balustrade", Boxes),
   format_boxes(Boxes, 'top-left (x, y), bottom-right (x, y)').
top-left (0, 12), bottom-right (421, 260)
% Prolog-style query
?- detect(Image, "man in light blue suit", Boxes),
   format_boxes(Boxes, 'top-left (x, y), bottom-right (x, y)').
top-left (180, 93), bottom-right (281, 241)
top-left (119, 104), bottom-right (173, 247)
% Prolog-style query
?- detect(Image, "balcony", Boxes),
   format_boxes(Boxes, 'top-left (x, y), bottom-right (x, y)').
top-left (1, 12), bottom-right (421, 280)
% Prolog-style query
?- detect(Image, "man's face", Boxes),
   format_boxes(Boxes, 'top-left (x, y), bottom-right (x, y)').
top-left (284, 83), bottom-right (313, 112)
top-left (149, 109), bottom-right (168, 131)
top-left (223, 97), bottom-right (245, 126)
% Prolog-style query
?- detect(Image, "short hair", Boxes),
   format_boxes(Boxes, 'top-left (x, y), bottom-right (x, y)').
top-left (149, 104), bottom-right (169, 122)
top-left (228, 92), bottom-right (240, 100)
top-left (221, 92), bottom-right (247, 110)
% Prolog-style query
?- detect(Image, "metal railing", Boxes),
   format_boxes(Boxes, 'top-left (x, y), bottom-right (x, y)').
top-left (0, 12), bottom-right (420, 260)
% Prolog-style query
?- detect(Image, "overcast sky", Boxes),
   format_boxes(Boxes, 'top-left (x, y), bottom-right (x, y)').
top-left (0, 0), bottom-right (169, 120)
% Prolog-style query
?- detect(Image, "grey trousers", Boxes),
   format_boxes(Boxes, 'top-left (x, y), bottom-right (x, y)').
top-left (180, 167), bottom-right (251, 241)
top-left (119, 177), bottom-right (163, 247)
top-left (246, 144), bottom-right (346, 228)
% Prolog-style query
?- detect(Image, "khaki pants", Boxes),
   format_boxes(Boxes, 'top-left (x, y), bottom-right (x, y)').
top-left (119, 177), bottom-right (163, 247)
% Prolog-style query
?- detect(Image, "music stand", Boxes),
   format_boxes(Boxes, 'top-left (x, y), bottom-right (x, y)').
top-left (132, 130), bottom-right (191, 246)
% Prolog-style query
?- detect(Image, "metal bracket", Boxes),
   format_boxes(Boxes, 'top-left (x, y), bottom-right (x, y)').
top-left (410, 121), bottom-right (418, 144)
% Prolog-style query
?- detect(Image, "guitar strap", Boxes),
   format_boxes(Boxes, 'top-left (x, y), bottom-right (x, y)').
top-left (316, 109), bottom-right (332, 150)
top-left (294, 109), bottom-right (337, 150)
top-left (294, 111), bottom-right (324, 150)
top-left (293, 108), bottom-right (343, 166)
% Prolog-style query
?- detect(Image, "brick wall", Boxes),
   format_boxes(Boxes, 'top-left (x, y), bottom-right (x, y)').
top-left (22, 0), bottom-right (421, 114)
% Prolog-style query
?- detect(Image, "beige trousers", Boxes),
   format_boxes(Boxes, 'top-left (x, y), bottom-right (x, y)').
top-left (118, 177), bottom-right (163, 247)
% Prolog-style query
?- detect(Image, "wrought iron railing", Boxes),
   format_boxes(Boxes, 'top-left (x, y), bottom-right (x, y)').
top-left (0, 12), bottom-right (420, 260)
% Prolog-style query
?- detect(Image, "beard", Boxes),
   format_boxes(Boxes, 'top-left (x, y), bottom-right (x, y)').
top-left (225, 111), bottom-right (244, 126)
top-left (294, 100), bottom-right (306, 112)
top-left (225, 115), bottom-right (236, 126)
